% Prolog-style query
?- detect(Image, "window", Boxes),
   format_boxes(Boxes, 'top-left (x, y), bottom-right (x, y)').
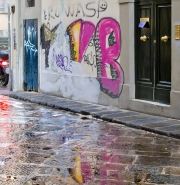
top-left (26, 0), bottom-right (35, 7)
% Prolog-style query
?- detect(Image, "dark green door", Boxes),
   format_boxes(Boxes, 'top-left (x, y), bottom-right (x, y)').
top-left (24, 19), bottom-right (38, 91)
top-left (135, 0), bottom-right (171, 104)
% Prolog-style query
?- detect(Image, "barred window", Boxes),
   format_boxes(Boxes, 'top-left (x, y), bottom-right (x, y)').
top-left (27, 0), bottom-right (35, 7)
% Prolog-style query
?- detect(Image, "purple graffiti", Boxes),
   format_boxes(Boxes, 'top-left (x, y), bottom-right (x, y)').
top-left (56, 54), bottom-right (72, 73)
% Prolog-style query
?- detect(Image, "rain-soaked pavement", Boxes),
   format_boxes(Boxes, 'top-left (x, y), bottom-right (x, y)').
top-left (1, 95), bottom-right (180, 184)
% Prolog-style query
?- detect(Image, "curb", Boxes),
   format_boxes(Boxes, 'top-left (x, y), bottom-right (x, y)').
top-left (2, 92), bottom-right (180, 140)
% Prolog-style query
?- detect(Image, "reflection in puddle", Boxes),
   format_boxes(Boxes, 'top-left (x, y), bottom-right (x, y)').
top-left (71, 155), bottom-right (84, 184)
top-left (0, 96), bottom-right (180, 184)
top-left (0, 101), bottom-right (9, 110)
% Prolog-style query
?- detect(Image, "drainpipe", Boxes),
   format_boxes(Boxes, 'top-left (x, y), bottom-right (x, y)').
top-left (4, 0), bottom-right (12, 91)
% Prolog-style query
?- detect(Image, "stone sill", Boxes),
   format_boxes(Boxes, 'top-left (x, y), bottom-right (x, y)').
top-left (130, 99), bottom-right (171, 108)
top-left (119, 0), bottom-right (135, 4)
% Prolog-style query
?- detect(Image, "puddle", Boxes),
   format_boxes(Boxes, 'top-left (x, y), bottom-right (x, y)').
top-left (0, 96), bottom-right (180, 184)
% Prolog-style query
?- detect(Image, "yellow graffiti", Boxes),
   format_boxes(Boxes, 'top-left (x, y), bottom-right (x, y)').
top-left (70, 22), bottom-right (81, 62)
top-left (43, 24), bottom-right (57, 47)
top-left (73, 155), bottom-right (83, 183)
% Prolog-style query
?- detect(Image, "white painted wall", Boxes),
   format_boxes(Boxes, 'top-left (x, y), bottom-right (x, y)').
top-left (0, 14), bottom-right (8, 30)
top-left (40, 0), bottom-right (124, 105)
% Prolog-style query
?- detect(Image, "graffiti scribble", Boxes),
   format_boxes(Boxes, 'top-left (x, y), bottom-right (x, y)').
top-left (41, 17), bottom-right (124, 98)
top-left (24, 26), bottom-right (38, 54)
top-left (24, 40), bottom-right (38, 53)
top-left (56, 53), bottom-right (72, 73)
top-left (97, 0), bottom-right (107, 18)
top-left (83, 52), bottom-right (97, 71)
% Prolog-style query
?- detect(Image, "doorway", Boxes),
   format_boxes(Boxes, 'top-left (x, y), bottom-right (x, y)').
top-left (23, 19), bottom-right (38, 91)
top-left (135, 0), bottom-right (171, 104)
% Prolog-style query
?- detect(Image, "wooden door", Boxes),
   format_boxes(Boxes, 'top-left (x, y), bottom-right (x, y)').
top-left (155, 2), bottom-right (171, 104)
top-left (24, 19), bottom-right (38, 91)
top-left (135, 0), bottom-right (171, 104)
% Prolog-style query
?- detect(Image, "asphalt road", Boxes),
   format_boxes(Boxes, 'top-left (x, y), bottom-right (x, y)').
top-left (0, 85), bottom-right (10, 94)
top-left (0, 94), bottom-right (180, 184)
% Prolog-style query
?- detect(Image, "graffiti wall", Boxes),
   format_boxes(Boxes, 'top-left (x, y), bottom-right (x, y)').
top-left (40, 0), bottom-right (124, 103)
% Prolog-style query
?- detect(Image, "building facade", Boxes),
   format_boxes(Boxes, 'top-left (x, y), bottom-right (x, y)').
top-left (10, 0), bottom-right (180, 119)
top-left (0, 0), bottom-right (8, 49)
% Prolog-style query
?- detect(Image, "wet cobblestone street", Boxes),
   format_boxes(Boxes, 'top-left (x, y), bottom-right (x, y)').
top-left (1, 95), bottom-right (180, 184)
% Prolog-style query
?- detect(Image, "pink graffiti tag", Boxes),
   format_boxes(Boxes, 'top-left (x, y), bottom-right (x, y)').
top-left (94, 18), bottom-right (124, 98)
top-left (79, 21), bottom-right (95, 62)
top-left (65, 18), bottom-right (124, 98)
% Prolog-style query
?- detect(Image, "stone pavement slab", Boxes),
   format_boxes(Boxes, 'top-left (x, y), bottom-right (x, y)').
top-left (2, 91), bottom-right (180, 140)
top-left (113, 115), bottom-right (153, 124)
top-left (101, 111), bottom-right (140, 122)
top-left (92, 110), bottom-right (121, 118)
top-left (141, 120), bottom-right (180, 130)
top-left (125, 116), bottom-right (169, 128)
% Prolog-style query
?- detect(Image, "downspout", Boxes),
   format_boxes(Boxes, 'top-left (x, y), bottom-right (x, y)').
top-left (4, 0), bottom-right (12, 91)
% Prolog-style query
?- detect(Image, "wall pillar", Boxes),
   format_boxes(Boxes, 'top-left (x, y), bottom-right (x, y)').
top-left (119, 0), bottom-right (135, 109)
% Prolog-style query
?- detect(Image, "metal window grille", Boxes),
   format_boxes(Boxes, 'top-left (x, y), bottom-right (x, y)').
top-left (0, 0), bottom-right (7, 13)
top-left (27, 0), bottom-right (35, 7)
top-left (0, 0), bottom-right (8, 49)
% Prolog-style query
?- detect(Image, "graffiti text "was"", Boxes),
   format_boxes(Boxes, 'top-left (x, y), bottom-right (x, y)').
top-left (65, 0), bottom-right (107, 18)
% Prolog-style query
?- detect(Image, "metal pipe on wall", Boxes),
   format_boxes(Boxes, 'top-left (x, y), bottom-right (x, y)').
top-left (4, 0), bottom-right (12, 91)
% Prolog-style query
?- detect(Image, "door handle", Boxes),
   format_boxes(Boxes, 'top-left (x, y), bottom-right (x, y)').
top-left (161, 36), bottom-right (169, 42)
top-left (140, 35), bottom-right (149, 42)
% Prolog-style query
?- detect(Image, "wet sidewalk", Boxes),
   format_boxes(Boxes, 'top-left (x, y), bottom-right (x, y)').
top-left (1, 93), bottom-right (180, 184)
top-left (2, 91), bottom-right (180, 140)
